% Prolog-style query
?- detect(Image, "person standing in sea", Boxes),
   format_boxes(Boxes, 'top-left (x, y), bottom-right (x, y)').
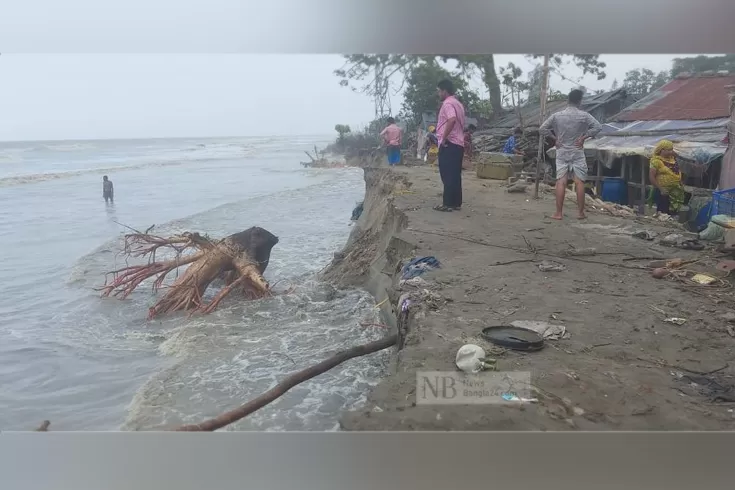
top-left (380, 117), bottom-right (403, 166)
top-left (538, 89), bottom-right (601, 220)
top-left (102, 175), bottom-right (114, 204)
top-left (433, 79), bottom-right (466, 212)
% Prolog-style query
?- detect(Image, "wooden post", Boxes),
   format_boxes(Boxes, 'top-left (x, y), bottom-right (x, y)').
top-left (533, 55), bottom-right (550, 200)
top-left (639, 157), bottom-right (646, 215)
top-left (596, 159), bottom-right (603, 197)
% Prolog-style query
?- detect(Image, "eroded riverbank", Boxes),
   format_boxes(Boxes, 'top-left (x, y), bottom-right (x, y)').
top-left (329, 163), bottom-right (735, 430)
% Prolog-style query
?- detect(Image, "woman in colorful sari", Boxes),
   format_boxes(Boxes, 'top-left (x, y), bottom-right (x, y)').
top-left (648, 139), bottom-right (685, 215)
top-left (423, 125), bottom-right (439, 168)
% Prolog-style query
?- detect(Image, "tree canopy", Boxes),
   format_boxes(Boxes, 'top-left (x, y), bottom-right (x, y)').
top-left (671, 54), bottom-right (735, 77)
top-left (622, 68), bottom-right (670, 95)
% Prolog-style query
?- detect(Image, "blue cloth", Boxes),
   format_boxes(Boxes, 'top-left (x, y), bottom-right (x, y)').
top-left (401, 256), bottom-right (441, 280)
top-left (387, 146), bottom-right (401, 165)
top-left (502, 136), bottom-right (516, 154)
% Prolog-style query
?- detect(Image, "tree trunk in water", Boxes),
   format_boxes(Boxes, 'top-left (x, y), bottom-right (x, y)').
top-left (100, 226), bottom-right (279, 318)
top-left (481, 57), bottom-right (503, 119)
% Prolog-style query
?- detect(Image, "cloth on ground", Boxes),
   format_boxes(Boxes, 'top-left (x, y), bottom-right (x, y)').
top-left (401, 256), bottom-right (441, 280)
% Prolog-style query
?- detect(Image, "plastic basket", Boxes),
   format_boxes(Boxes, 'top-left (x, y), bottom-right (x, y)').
top-left (711, 187), bottom-right (735, 217)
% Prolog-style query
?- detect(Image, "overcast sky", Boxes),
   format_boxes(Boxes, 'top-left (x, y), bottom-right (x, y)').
top-left (0, 54), bottom-right (687, 142)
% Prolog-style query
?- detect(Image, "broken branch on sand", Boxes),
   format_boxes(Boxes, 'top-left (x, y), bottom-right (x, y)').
top-left (173, 334), bottom-right (398, 431)
top-left (99, 226), bottom-right (279, 319)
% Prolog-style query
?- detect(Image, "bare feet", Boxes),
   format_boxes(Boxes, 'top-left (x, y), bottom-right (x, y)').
top-left (551, 213), bottom-right (563, 220)
top-left (577, 213), bottom-right (587, 220)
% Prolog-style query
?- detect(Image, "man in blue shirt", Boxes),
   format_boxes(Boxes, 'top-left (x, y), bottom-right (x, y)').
top-left (503, 127), bottom-right (524, 154)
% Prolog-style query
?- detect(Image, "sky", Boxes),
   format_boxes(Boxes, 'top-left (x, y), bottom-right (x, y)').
top-left (0, 54), bottom-right (689, 142)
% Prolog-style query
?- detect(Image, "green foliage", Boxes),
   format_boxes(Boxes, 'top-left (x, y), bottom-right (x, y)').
top-left (334, 124), bottom-right (351, 138)
top-left (622, 68), bottom-right (670, 95)
top-left (671, 54), bottom-right (735, 77)
top-left (399, 61), bottom-right (480, 127)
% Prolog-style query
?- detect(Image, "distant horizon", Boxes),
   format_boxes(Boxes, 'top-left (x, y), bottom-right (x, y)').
top-left (0, 133), bottom-right (336, 145)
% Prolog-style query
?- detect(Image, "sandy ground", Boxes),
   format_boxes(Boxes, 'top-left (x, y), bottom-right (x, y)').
top-left (328, 163), bottom-right (735, 430)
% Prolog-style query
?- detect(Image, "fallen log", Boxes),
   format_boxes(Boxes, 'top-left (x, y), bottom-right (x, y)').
top-left (100, 226), bottom-right (279, 318)
top-left (173, 334), bottom-right (398, 431)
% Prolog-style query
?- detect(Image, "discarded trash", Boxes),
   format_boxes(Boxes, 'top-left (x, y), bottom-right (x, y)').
top-left (564, 247), bottom-right (597, 257)
top-left (680, 239), bottom-right (704, 251)
top-left (691, 274), bottom-right (716, 285)
top-left (481, 326), bottom-right (545, 351)
top-left (511, 320), bottom-right (567, 340)
top-left (538, 260), bottom-right (566, 272)
top-left (507, 182), bottom-right (528, 193)
top-left (351, 201), bottom-right (364, 221)
top-left (501, 393), bottom-right (538, 403)
top-left (717, 260), bottom-right (735, 275)
top-left (666, 258), bottom-right (686, 269)
top-left (633, 230), bottom-right (657, 241)
top-left (660, 233), bottom-right (686, 247)
top-left (455, 344), bottom-right (495, 373)
top-left (398, 276), bottom-right (434, 289)
top-left (664, 317), bottom-right (687, 326)
top-left (727, 326), bottom-right (735, 338)
top-left (651, 268), bottom-right (669, 279)
top-left (401, 256), bottom-right (441, 280)
top-left (699, 216), bottom-right (729, 242)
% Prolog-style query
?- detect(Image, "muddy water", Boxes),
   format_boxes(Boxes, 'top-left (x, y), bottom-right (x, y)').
top-left (0, 136), bottom-right (388, 430)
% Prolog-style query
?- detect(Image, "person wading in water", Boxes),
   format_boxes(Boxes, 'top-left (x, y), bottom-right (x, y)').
top-left (103, 175), bottom-right (114, 204)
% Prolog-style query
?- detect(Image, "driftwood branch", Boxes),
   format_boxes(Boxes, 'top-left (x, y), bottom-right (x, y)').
top-left (36, 420), bottom-right (50, 431)
top-left (173, 334), bottom-right (398, 431)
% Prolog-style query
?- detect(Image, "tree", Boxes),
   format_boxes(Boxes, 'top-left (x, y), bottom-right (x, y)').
top-left (611, 79), bottom-right (619, 90)
top-left (438, 55), bottom-right (502, 118)
top-left (499, 62), bottom-right (530, 128)
top-left (622, 68), bottom-right (670, 95)
top-left (671, 54), bottom-right (735, 77)
top-left (334, 124), bottom-right (351, 146)
top-left (399, 61), bottom-right (480, 129)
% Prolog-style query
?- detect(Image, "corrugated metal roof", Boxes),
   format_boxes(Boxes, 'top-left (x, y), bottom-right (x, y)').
top-left (612, 74), bottom-right (735, 122)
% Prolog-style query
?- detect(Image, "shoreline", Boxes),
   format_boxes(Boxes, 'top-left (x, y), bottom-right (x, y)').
top-left (327, 161), bottom-right (735, 431)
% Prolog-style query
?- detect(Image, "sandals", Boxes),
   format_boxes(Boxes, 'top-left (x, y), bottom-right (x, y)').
top-left (433, 205), bottom-right (453, 212)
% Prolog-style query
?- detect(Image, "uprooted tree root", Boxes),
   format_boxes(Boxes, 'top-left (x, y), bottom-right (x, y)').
top-left (99, 226), bottom-right (279, 319)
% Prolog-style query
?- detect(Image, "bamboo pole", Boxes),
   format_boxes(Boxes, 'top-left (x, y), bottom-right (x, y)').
top-left (534, 55), bottom-right (550, 199)
top-left (174, 334), bottom-right (398, 431)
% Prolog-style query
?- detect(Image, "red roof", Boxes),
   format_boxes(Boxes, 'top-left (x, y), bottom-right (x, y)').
top-left (613, 74), bottom-right (735, 122)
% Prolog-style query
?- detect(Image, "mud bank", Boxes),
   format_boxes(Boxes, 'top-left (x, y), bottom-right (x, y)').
top-left (325, 163), bottom-right (735, 431)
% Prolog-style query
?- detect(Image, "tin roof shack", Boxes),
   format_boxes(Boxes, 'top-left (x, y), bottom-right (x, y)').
top-left (472, 88), bottom-right (638, 154)
top-left (578, 73), bottom-right (733, 214)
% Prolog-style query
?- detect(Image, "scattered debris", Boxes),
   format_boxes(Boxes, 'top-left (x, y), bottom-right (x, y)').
top-left (660, 234), bottom-right (686, 248)
top-left (501, 393), bottom-right (538, 403)
top-left (401, 256), bottom-right (441, 280)
top-left (633, 230), bottom-right (658, 241)
top-left (507, 182), bottom-right (528, 193)
top-left (564, 247), bottom-right (597, 257)
top-left (727, 326), bottom-right (735, 338)
top-left (511, 320), bottom-right (568, 340)
top-left (651, 268), bottom-right (669, 279)
top-left (455, 344), bottom-right (496, 373)
top-left (664, 317), bottom-right (688, 326)
top-left (716, 260), bottom-right (735, 275)
top-left (691, 274), bottom-right (717, 285)
top-left (538, 260), bottom-right (566, 272)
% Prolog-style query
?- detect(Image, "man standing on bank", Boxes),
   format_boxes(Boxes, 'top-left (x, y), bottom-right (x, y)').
top-left (539, 89), bottom-right (601, 220)
top-left (434, 79), bottom-right (467, 212)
